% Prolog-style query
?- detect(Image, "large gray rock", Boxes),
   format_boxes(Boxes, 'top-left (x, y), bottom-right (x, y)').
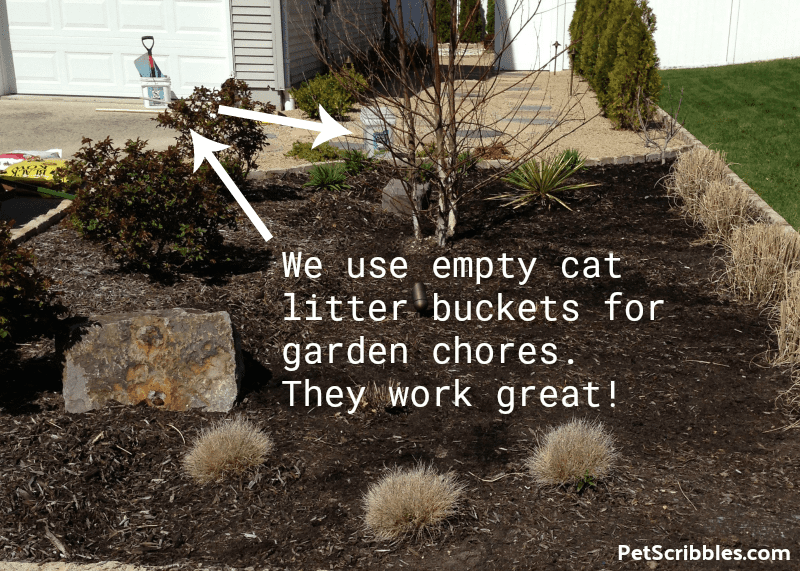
top-left (381, 179), bottom-right (430, 216)
top-left (62, 308), bottom-right (243, 413)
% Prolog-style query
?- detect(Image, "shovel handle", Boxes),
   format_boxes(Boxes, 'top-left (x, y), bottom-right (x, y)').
top-left (141, 36), bottom-right (154, 53)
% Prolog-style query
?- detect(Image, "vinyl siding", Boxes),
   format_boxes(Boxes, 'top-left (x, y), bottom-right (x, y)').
top-left (231, 0), bottom-right (279, 90)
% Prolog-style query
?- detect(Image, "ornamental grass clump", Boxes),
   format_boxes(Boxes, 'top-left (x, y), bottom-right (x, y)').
top-left (526, 419), bottom-right (617, 488)
top-left (667, 146), bottom-right (731, 220)
top-left (771, 271), bottom-right (800, 367)
top-left (697, 180), bottom-right (757, 245)
top-left (363, 464), bottom-right (465, 541)
top-left (183, 416), bottom-right (274, 485)
top-left (722, 223), bottom-right (800, 307)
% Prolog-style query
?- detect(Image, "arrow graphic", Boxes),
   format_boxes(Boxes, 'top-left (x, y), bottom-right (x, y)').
top-left (218, 104), bottom-right (352, 148)
top-left (190, 129), bottom-right (273, 243)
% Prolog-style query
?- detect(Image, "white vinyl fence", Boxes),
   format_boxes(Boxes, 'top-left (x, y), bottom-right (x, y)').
top-left (493, 0), bottom-right (800, 71)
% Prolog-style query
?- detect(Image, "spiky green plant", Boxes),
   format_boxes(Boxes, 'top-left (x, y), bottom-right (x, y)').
top-left (492, 153), bottom-right (598, 211)
top-left (305, 163), bottom-right (351, 191)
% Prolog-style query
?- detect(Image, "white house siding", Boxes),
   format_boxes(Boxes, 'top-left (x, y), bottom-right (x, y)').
top-left (231, 0), bottom-right (283, 105)
top-left (285, 0), bottom-right (382, 87)
top-left (497, 0), bottom-right (799, 72)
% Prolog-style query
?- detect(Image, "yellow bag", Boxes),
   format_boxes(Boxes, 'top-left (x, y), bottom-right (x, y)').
top-left (1, 159), bottom-right (67, 184)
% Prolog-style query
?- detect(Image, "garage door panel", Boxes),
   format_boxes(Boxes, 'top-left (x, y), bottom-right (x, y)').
top-left (175, 55), bottom-right (229, 89)
top-left (174, 1), bottom-right (227, 34)
top-left (117, 0), bottom-right (167, 32)
top-left (65, 52), bottom-right (116, 84)
top-left (61, 0), bottom-right (112, 31)
top-left (12, 51), bottom-right (59, 82)
top-left (8, 0), bottom-right (55, 29)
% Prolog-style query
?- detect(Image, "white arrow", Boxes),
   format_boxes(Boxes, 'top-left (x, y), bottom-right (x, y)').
top-left (218, 104), bottom-right (352, 148)
top-left (190, 129), bottom-right (273, 243)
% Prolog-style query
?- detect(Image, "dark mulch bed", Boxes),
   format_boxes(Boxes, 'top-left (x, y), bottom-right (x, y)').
top-left (2, 161), bottom-right (799, 570)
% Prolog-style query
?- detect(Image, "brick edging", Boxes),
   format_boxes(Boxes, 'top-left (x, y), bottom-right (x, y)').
top-left (10, 199), bottom-right (72, 246)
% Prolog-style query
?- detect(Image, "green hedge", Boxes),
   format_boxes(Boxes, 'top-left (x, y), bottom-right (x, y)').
top-left (569, 0), bottom-right (661, 128)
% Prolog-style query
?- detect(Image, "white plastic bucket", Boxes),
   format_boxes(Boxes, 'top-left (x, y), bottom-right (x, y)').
top-left (360, 107), bottom-right (396, 157)
top-left (141, 77), bottom-right (172, 108)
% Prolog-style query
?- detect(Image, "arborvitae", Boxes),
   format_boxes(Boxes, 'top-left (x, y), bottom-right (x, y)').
top-left (579, 0), bottom-right (608, 83)
top-left (435, 0), bottom-right (453, 43)
top-left (605, 0), bottom-right (661, 128)
top-left (568, 0), bottom-right (588, 72)
top-left (458, 0), bottom-right (484, 42)
top-left (593, 0), bottom-right (632, 108)
top-left (486, 0), bottom-right (495, 36)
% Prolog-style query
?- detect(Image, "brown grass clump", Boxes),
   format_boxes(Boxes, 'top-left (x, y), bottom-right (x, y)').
top-left (771, 271), bottom-right (800, 366)
top-left (667, 147), bottom-right (730, 219)
top-left (362, 464), bottom-right (465, 541)
top-left (359, 380), bottom-right (399, 412)
top-left (697, 180), bottom-right (756, 245)
top-left (722, 223), bottom-right (800, 307)
top-left (183, 416), bottom-right (273, 484)
top-left (526, 419), bottom-right (617, 487)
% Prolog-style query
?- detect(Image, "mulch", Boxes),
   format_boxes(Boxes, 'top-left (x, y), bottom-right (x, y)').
top-left (1, 160), bottom-right (798, 570)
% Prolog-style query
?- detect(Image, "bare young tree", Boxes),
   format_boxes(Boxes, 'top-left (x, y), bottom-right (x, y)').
top-left (635, 84), bottom-right (685, 165)
top-left (296, 0), bottom-right (600, 246)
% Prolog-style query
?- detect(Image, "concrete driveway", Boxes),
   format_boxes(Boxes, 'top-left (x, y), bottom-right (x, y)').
top-left (0, 96), bottom-right (179, 159)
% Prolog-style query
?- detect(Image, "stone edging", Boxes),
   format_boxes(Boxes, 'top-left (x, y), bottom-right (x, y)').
top-left (10, 199), bottom-right (72, 246)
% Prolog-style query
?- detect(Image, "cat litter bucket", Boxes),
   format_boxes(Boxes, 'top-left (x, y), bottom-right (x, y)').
top-left (141, 76), bottom-right (172, 109)
top-left (360, 107), bottom-right (395, 157)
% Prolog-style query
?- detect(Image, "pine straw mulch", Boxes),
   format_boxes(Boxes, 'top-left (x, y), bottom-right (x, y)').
top-left (1, 161), bottom-right (799, 570)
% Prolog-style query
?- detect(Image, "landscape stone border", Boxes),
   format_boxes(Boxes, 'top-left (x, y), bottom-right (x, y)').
top-left (9, 199), bottom-right (72, 246)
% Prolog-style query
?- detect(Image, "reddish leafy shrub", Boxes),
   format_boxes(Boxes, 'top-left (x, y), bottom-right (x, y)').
top-left (61, 137), bottom-right (236, 270)
top-left (0, 221), bottom-right (52, 343)
top-left (155, 78), bottom-right (274, 186)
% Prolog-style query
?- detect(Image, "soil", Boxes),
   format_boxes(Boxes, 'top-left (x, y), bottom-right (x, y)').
top-left (2, 161), bottom-right (799, 570)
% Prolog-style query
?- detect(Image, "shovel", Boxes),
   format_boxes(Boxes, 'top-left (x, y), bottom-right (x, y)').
top-left (134, 36), bottom-right (162, 78)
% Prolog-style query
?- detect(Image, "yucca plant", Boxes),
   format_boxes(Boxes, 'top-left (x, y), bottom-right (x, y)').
top-left (492, 153), bottom-right (598, 211)
top-left (304, 163), bottom-right (351, 191)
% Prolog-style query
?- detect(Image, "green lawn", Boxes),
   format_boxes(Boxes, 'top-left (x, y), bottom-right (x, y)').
top-left (658, 58), bottom-right (800, 229)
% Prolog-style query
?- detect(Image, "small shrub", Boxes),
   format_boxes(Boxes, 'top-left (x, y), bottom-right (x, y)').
top-left (434, 0), bottom-right (453, 43)
top-left (363, 464), bottom-right (465, 540)
top-left (305, 163), bottom-right (351, 191)
top-left (667, 147), bottom-right (731, 220)
top-left (494, 152), bottom-right (598, 210)
top-left (285, 141), bottom-right (343, 163)
top-left (722, 223), bottom-right (800, 307)
top-left (183, 416), bottom-right (274, 485)
top-left (341, 148), bottom-right (375, 175)
top-left (486, 0), bottom-right (495, 35)
top-left (697, 181), bottom-right (756, 245)
top-left (419, 161), bottom-right (436, 182)
top-left (772, 271), bottom-right (800, 367)
top-left (0, 221), bottom-right (52, 343)
top-left (289, 68), bottom-right (366, 120)
top-left (526, 419), bottom-right (617, 488)
top-left (456, 150), bottom-right (479, 173)
top-left (61, 138), bottom-right (235, 270)
top-left (156, 78), bottom-right (273, 186)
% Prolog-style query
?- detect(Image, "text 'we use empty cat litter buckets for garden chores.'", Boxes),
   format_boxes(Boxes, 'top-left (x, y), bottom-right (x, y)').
top-left (361, 107), bottom-right (396, 157)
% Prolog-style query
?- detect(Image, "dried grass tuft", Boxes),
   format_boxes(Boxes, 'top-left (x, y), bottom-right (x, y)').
top-left (526, 418), bottom-right (617, 487)
top-left (722, 224), bottom-right (800, 307)
top-left (667, 147), bottom-right (730, 220)
top-left (362, 464), bottom-right (465, 541)
top-left (183, 416), bottom-right (273, 484)
top-left (771, 271), bottom-right (800, 366)
top-left (360, 381), bottom-right (398, 411)
top-left (697, 180), bottom-right (756, 245)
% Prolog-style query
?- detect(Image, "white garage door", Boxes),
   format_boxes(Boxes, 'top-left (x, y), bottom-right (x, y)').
top-left (7, 0), bottom-right (233, 98)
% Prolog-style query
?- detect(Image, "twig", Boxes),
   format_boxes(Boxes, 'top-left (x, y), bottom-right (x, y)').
top-left (45, 528), bottom-right (69, 557)
top-left (115, 444), bottom-right (132, 456)
top-left (684, 359), bottom-right (730, 367)
top-left (168, 423), bottom-right (186, 445)
top-left (676, 479), bottom-right (697, 511)
top-left (467, 471), bottom-right (526, 483)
